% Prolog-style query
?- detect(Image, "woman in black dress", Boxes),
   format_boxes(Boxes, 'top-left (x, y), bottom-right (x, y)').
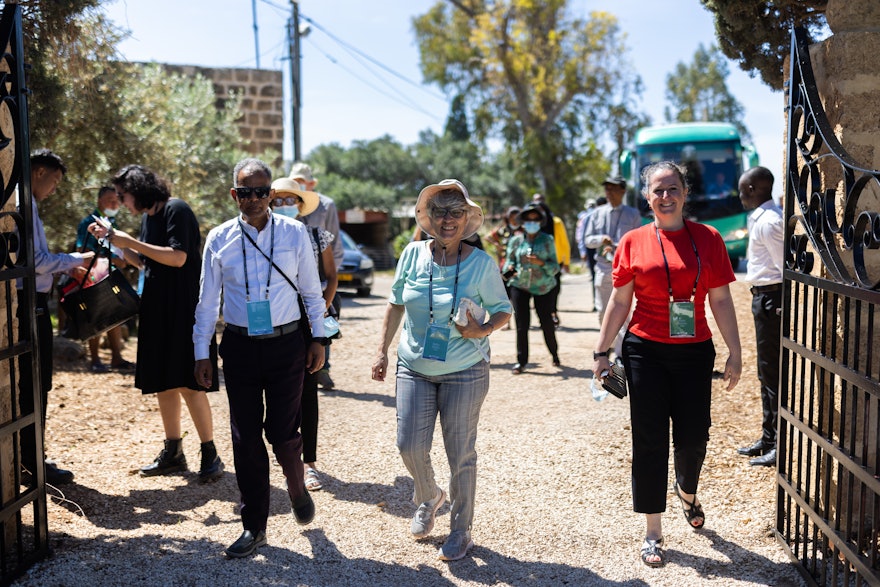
top-left (89, 165), bottom-right (224, 482)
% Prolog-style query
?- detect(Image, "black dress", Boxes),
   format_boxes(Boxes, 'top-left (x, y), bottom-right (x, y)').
top-left (135, 198), bottom-right (218, 394)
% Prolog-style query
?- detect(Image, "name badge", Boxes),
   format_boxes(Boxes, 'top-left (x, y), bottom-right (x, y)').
top-left (246, 299), bottom-right (274, 336)
top-left (669, 300), bottom-right (695, 338)
top-left (422, 322), bottom-right (451, 361)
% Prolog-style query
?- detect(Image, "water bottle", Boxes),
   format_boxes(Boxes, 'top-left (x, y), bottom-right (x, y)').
top-left (591, 370), bottom-right (609, 402)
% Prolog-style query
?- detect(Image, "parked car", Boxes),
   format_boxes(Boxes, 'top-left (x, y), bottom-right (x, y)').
top-left (337, 230), bottom-right (374, 297)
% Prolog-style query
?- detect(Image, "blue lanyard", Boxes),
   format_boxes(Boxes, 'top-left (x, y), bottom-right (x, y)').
top-left (239, 218), bottom-right (274, 301)
top-left (428, 241), bottom-right (462, 325)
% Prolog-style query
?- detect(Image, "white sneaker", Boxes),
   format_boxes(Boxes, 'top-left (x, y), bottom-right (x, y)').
top-left (411, 488), bottom-right (445, 538)
top-left (438, 530), bottom-right (474, 561)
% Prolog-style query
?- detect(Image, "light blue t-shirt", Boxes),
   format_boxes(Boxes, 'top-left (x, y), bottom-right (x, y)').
top-left (390, 240), bottom-right (512, 376)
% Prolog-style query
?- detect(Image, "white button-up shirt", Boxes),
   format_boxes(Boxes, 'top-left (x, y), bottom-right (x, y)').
top-left (193, 212), bottom-right (325, 360)
top-left (16, 194), bottom-right (86, 293)
top-left (745, 199), bottom-right (784, 286)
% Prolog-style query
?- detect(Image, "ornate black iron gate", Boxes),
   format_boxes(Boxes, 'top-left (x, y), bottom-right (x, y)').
top-left (0, 2), bottom-right (48, 585)
top-left (779, 28), bottom-right (880, 586)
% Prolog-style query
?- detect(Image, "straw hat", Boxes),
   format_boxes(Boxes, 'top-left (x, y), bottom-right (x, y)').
top-left (414, 179), bottom-right (484, 239)
top-left (270, 177), bottom-right (320, 217)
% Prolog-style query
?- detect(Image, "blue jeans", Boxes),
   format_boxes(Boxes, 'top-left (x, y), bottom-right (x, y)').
top-left (396, 360), bottom-right (490, 532)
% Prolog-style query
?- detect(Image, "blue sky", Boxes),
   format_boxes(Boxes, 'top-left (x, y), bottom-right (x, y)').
top-left (103, 0), bottom-right (785, 191)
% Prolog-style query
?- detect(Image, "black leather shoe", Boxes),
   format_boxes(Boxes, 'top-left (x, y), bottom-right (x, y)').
top-left (198, 455), bottom-right (225, 484)
top-left (750, 448), bottom-right (777, 467)
top-left (512, 363), bottom-right (524, 374)
top-left (551, 354), bottom-right (561, 367)
top-left (737, 440), bottom-right (767, 457)
top-left (225, 530), bottom-right (266, 558)
top-left (292, 489), bottom-right (315, 525)
top-left (45, 461), bottom-right (74, 485)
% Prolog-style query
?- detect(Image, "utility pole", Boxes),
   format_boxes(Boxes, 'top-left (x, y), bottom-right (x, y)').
top-left (288, 0), bottom-right (302, 162)
top-left (252, 0), bottom-right (260, 69)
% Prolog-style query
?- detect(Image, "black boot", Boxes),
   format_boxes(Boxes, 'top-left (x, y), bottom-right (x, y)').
top-left (140, 438), bottom-right (187, 477)
top-left (198, 440), bottom-right (224, 483)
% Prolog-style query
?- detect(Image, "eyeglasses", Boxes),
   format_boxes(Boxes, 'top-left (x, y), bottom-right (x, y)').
top-left (271, 196), bottom-right (302, 207)
top-left (235, 186), bottom-right (271, 200)
top-left (430, 207), bottom-right (467, 219)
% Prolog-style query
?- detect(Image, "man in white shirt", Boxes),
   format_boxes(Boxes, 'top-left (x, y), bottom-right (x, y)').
top-left (193, 158), bottom-right (328, 558)
top-left (582, 176), bottom-right (642, 354)
top-left (18, 149), bottom-right (94, 485)
top-left (736, 166), bottom-right (784, 467)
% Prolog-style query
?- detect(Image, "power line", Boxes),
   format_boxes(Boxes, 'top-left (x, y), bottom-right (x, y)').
top-left (299, 12), bottom-right (448, 103)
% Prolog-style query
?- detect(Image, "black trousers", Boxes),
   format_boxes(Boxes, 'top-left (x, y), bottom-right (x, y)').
top-left (301, 370), bottom-right (318, 463)
top-left (17, 292), bottom-right (52, 470)
top-left (752, 289), bottom-right (782, 449)
top-left (510, 286), bottom-right (557, 365)
top-left (220, 328), bottom-right (307, 533)
top-left (623, 332), bottom-right (715, 513)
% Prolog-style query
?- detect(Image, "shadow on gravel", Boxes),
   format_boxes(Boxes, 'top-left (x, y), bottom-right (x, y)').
top-left (48, 474), bottom-right (241, 531)
top-left (667, 528), bottom-right (802, 585)
top-left (321, 388), bottom-right (395, 408)
top-left (445, 543), bottom-right (648, 587)
top-left (316, 475), bottom-right (424, 522)
top-left (492, 362), bottom-right (591, 380)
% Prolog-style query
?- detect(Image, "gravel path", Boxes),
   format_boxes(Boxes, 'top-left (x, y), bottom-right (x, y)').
top-left (15, 272), bottom-right (805, 586)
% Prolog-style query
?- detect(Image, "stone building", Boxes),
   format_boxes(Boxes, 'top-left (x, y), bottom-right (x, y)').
top-left (163, 64), bottom-right (284, 158)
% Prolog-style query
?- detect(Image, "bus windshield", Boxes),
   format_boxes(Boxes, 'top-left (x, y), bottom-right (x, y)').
top-left (636, 140), bottom-right (745, 221)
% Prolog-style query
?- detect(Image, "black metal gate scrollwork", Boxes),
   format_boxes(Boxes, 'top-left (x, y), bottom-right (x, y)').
top-left (0, 1), bottom-right (49, 585)
top-left (779, 27), bottom-right (880, 586)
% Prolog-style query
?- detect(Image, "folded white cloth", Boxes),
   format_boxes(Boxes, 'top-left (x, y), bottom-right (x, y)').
top-left (453, 297), bottom-right (490, 363)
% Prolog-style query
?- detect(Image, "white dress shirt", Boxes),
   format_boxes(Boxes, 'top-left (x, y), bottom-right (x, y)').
top-left (193, 212), bottom-right (326, 360)
top-left (745, 199), bottom-right (784, 285)
top-left (16, 194), bottom-right (86, 292)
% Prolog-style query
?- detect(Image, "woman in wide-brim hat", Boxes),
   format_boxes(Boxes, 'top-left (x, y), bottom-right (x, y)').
top-left (270, 176), bottom-right (336, 492)
top-left (371, 178), bottom-right (511, 562)
top-left (501, 202), bottom-right (561, 374)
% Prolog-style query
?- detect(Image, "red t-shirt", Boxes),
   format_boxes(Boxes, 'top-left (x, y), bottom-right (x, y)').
top-left (613, 221), bottom-right (735, 344)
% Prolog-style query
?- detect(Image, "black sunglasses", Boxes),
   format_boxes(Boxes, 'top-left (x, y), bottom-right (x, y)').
top-left (235, 186), bottom-right (271, 200)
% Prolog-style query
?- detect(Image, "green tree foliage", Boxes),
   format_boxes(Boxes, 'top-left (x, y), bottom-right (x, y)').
top-left (664, 43), bottom-right (751, 141)
top-left (21, 6), bottom-right (251, 248)
top-left (412, 0), bottom-right (644, 221)
top-left (700, 0), bottom-right (828, 90)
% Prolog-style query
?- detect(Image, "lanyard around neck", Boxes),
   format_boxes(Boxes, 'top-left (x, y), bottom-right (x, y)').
top-left (655, 221), bottom-right (700, 302)
top-left (428, 240), bottom-right (463, 325)
top-left (239, 218), bottom-right (275, 301)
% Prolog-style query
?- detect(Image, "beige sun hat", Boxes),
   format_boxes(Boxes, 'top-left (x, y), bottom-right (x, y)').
top-left (271, 177), bottom-right (320, 217)
top-left (415, 178), bottom-right (484, 239)
top-left (288, 162), bottom-right (317, 186)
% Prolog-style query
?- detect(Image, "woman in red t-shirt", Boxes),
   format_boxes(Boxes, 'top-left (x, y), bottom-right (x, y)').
top-left (592, 161), bottom-right (742, 568)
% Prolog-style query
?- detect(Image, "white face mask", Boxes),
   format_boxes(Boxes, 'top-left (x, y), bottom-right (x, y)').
top-left (102, 208), bottom-right (119, 218)
top-left (273, 206), bottom-right (300, 219)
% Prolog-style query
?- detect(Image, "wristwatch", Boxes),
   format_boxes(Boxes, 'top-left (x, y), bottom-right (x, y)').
top-left (593, 351), bottom-right (608, 360)
top-left (312, 337), bottom-right (331, 346)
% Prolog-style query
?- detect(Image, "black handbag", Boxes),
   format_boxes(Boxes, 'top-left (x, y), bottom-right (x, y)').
top-left (59, 252), bottom-right (140, 341)
top-left (602, 362), bottom-right (629, 399)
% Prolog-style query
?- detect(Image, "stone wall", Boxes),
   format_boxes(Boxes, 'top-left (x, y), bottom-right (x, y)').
top-left (164, 64), bottom-right (284, 160)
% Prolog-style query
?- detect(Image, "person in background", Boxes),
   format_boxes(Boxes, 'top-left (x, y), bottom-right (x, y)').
top-left (592, 161), bottom-right (741, 568)
top-left (486, 206), bottom-right (522, 270)
top-left (75, 186), bottom-right (134, 373)
top-left (17, 149), bottom-right (95, 485)
top-left (502, 203), bottom-right (560, 373)
top-left (706, 171), bottom-right (732, 197)
top-left (583, 177), bottom-right (641, 355)
top-left (531, 193), bottom-right (555, 236)
top-left (88, 164), bottom-right (224, 483)
top-left (270, 177), bottom-right (338, 491)
top-left (576, 198), bottom-right (597, 274)
top-left (550, 214), bottom-right (570, 328)
top-left (371, 178), bottom-right (511, 562)
top-left (289, 162), bottom-right (342, 391)
top-left (736, 166), bottom-right (784, 468)
top-left (194, 159), bottom-right (328, 558)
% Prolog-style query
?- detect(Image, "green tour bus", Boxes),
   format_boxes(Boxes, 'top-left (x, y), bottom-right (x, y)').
top-left (619, 122), bottom-right (759, 268)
